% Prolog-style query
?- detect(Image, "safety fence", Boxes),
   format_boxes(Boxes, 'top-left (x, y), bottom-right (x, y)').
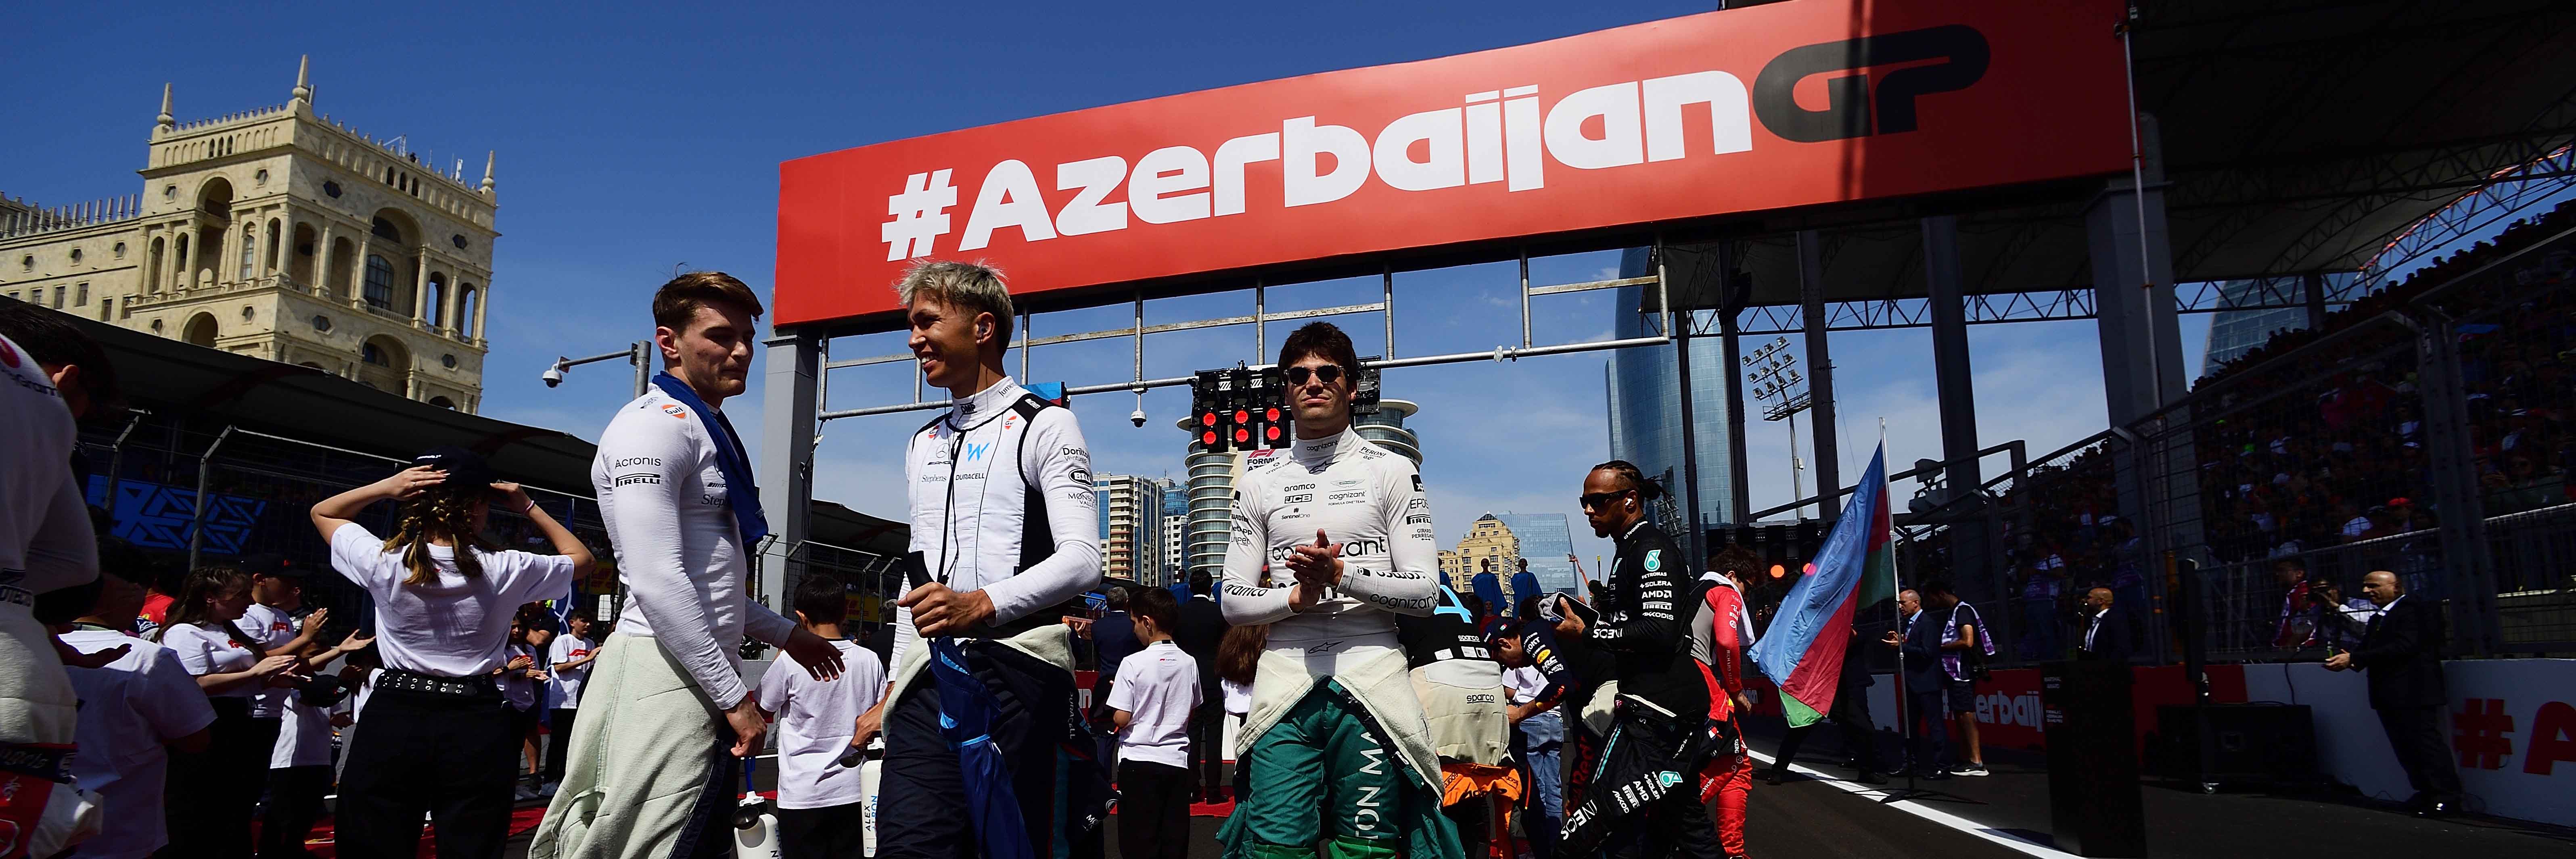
top-left (1784, 212), bottom-right (2576, 665)
top-left (78, 411), bottom-right (615, 633)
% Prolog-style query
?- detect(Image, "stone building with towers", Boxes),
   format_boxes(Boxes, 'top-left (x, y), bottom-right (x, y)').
top-left (0, 57), bottom-right (499, 410)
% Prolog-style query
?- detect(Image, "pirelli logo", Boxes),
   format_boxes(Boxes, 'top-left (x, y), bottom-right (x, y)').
top-left (614, 473), bottom-right (663, 487)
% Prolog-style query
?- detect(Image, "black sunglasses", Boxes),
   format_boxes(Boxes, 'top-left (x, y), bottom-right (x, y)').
top-left (1284, 364), bottom-right (1348, 385)
top-left (1578, 489), bottom-right (1634, 509)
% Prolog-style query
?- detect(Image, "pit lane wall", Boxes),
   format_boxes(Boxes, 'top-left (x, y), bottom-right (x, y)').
top-left (1750, 659), bottom-right (2575, 826)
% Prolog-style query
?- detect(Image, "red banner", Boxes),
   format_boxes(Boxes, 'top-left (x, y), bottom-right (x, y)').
top-left (776, 0), bottom-right (2134, 329)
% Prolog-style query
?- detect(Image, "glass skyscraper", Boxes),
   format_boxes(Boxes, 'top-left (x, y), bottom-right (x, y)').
top-left (1605, 247), bottom-right (1740, 534)
top-left (2200, 274), bottom-right (2355, 371)
top-left (1491, 513), bottom-right (1579, 594)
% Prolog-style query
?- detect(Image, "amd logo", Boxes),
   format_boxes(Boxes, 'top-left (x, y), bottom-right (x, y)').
top-left (1752, 25), bottom-right (1990, 143)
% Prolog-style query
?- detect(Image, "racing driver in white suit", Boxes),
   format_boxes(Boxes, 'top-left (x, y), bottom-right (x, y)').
top-left (1219, 322), bottom-right (1462, 859)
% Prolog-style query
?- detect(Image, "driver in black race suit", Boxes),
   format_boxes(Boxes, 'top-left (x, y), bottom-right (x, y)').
top-left (1553, 461), bottom-right (1723, 859)
top-left (1219, 322), bottom-right (1462, 859)
top-left (860, 261), bottom-right (1106, 859)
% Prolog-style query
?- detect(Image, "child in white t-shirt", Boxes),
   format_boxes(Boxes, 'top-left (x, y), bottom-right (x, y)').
top-left (755, 573), bottom-right (886, 859)
top-left (1106, 587), bottom-right (1200, 859)
top-left (42, 552), bottom-right (216, 859)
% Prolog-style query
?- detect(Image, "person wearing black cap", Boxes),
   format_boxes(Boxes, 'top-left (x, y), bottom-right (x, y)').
top-left (309, 446), bottom-right (596, 857)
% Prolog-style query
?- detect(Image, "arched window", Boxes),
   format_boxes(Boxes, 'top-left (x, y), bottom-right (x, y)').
top-left (426, 274), bottom-right (447, 328)
top-left (458, 286), bottom-right (479, 339)
top-left (429, 396), bottom-right (456, 410)
top-left (264, 218), bottom-right (282, 273)
top-left (146, 238), bottom-right (164, 292)
top-left (372, 217), bottom-right (402, 241)
top-left (362, 341), bottom-right (387, 366)
top-left (238, 225), bottom-right (256, 279)
top-left (182, 313), bottom-right (217, 347)
top-left (363, 255), bottom-right (395, 309)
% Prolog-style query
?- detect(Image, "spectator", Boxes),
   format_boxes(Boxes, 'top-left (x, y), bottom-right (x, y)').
top-left (755, 573), bottom-right (887, 859)
top-left (45, 541), bottom-right (214, 859)
top-left (1089, 587), bottom-right (1140, 741)
top-left (1213, 622), bottom-right (1265, 805)
top-left (2076, 587), bottom-right (2133, 663)
top-left (503, 607), bottom-right (553, 800)
top-left (1172, 573), bottom-right (1227, 803)
top-left (1106, 586), bottom-right (1199, 859)
top-left (314, 451), bottom-right (592, 857)
top-left (154, 565), bottom-right (305, 858)
top-left (543, 612), bottom-right (600, 796)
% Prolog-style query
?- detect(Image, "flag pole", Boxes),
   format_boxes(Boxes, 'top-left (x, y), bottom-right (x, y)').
top-left (1876, 419), bottom-right (1929, 803)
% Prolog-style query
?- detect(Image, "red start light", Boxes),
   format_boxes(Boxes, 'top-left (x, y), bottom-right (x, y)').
top-left (1202, 431), bottom-right (1218, 445)
top-left (1234, 410), bottom-right (1250, 424)
top-left (1201, 412), bottom-right (1218, 427)
top-left (1234, 428), bottom-right (1251, 443)
top-left (1265, 407), bottom-right (1282, 421)
top-left (1265, 425), bottom-right (1282, 441)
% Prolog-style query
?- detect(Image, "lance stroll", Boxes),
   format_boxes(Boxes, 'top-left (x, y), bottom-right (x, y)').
top-left (1220, 322), bottom-right (1462, 859)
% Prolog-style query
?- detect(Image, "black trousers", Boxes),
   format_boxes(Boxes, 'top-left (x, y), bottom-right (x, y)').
top-left (1904, 688), bottom-right (1950, 773)
top-left (1116, 760), bottom-right (1194, 859)
top-left (1773, 677), bottom-right (1883, 773)
top-left (1189, 683), bottom-right (1224, 799)
top-left (2376, 704), bottom-right (2463, 802)
top-left (878, 642), bottom-right (1081, 859)
top-left (543, 707), bottom-right (578, 783)
top-left (1592, 711), bottom-right (1723, 859)
top-left (776, 803), bottom-right (869, 859)
top-left (335, 688), bottom-right (518, 859)
top-left (258, 764), bottom-right (332, 859)
top-left (157, 700), bottom-right (268, 859)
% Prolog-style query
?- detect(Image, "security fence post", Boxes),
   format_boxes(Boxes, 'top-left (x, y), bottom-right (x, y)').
top-left (186, 424), bottom-right (238, 572)
top-left (2403, 308), bottom-right (2501, 656)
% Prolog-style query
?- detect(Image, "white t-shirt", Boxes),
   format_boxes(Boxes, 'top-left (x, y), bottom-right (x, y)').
top-left (62, 629), bottom-right (216, 859)
top-left (1221, 677), bottom-right (1252, 718)
top-left (327, 522), bottom-right (576, 677)
top-left (238, 603), bottom-right (301, 719)
top-left (1105, 640), bottom-right (1200, 769)
top-left (547, 635), bottom-right (595, 710)
top-left (271, 695), bottom-right (335, 768)
top-left (753, 640), bottom-right (886, 810)
top-left (161, 622), bottom-right (260, 698)
top-left (501, 644), bottom-right (540, 711)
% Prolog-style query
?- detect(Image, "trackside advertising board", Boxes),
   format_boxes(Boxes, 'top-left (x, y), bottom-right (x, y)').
top-left (776, 0), bottom-right (2134, 329)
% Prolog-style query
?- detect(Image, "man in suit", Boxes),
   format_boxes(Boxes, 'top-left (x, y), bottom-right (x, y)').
top-left (2324, 571), bottom-right (2461, 817)
top-left (1881, 589), bottom-right (1953, 780)
top-left (2076, 587), bottom-right (2133, 662)
top-left (1172, 573), bottom-right (1228, 802)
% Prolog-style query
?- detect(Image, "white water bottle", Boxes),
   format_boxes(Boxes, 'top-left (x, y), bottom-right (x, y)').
top-left (859, 736), bottom-right (887, 857)
top-left (734, 757), bottom-right (780, 859)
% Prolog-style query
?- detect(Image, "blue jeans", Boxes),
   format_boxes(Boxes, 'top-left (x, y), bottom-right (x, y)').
top-left (1520, 740), bottom-right (1562, 858)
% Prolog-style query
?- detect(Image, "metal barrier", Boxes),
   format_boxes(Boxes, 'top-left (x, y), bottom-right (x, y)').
top-left (79, 412), bottom-right (611, 630)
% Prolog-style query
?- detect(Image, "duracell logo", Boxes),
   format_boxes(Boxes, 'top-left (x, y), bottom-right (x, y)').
top-left (1752, 25), bottom-right (1991, 143)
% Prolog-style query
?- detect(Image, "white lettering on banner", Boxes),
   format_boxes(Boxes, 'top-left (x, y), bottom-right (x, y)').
top-left (1976, 690), bottom-right (2042, 729)
top-left (881, 72), bottom-right (1754, 259)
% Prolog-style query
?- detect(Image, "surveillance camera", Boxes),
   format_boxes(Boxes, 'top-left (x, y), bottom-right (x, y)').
top-left (1130, 408), bottom-right (1148, 428)
top-left (542, 364), bottom-right (565, 388)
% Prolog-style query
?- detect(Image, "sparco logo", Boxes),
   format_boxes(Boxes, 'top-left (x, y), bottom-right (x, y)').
top-left (1752, 26), bottom-right (1990, 143)
top-left (877, 29), bottom-right (2001, 261)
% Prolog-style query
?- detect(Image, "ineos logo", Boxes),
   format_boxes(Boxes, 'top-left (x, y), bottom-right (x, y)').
top-left (1752, 25), bottom-right (1990, 143)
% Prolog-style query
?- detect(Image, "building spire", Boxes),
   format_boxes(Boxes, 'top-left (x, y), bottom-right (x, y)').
top-left (290, 54), bottom-right (312, 107)
top-left (480, 150), bottom-right (496, 194)
top-left (156, 83), bottom-right (174, 131)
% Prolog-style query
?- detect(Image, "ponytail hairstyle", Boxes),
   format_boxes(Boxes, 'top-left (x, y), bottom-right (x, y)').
top-left (382, 481), bottom-right (499, 586)
top-left (1589, 459), bottom-right (1668, 503)
top-left (156, 566), bottom-right (249, 642)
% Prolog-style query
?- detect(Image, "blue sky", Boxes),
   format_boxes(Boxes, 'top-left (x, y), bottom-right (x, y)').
top-left (23, 0), bottom-right (2533, 569)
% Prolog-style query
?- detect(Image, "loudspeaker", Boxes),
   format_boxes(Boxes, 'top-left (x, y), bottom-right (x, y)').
top-left (2152, 703), bottom-right (2317, 790)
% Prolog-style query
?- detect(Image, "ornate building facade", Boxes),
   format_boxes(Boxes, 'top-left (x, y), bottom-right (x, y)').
top-left (0, 58), bottom-right (497, 410)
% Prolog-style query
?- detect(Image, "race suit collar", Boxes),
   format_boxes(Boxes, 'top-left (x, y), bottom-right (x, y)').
top-left (1288, 424), bottom-right (1360, 469)
top-left (948, 375), bottom-right (1025, 428)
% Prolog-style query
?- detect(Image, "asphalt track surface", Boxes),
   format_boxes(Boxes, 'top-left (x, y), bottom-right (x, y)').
top-left (481, 723), bottom-right (2575, 859)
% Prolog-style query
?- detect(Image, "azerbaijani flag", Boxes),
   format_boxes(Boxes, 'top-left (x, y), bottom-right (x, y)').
top-left (1748, 443), bottom-right (1897, 727)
